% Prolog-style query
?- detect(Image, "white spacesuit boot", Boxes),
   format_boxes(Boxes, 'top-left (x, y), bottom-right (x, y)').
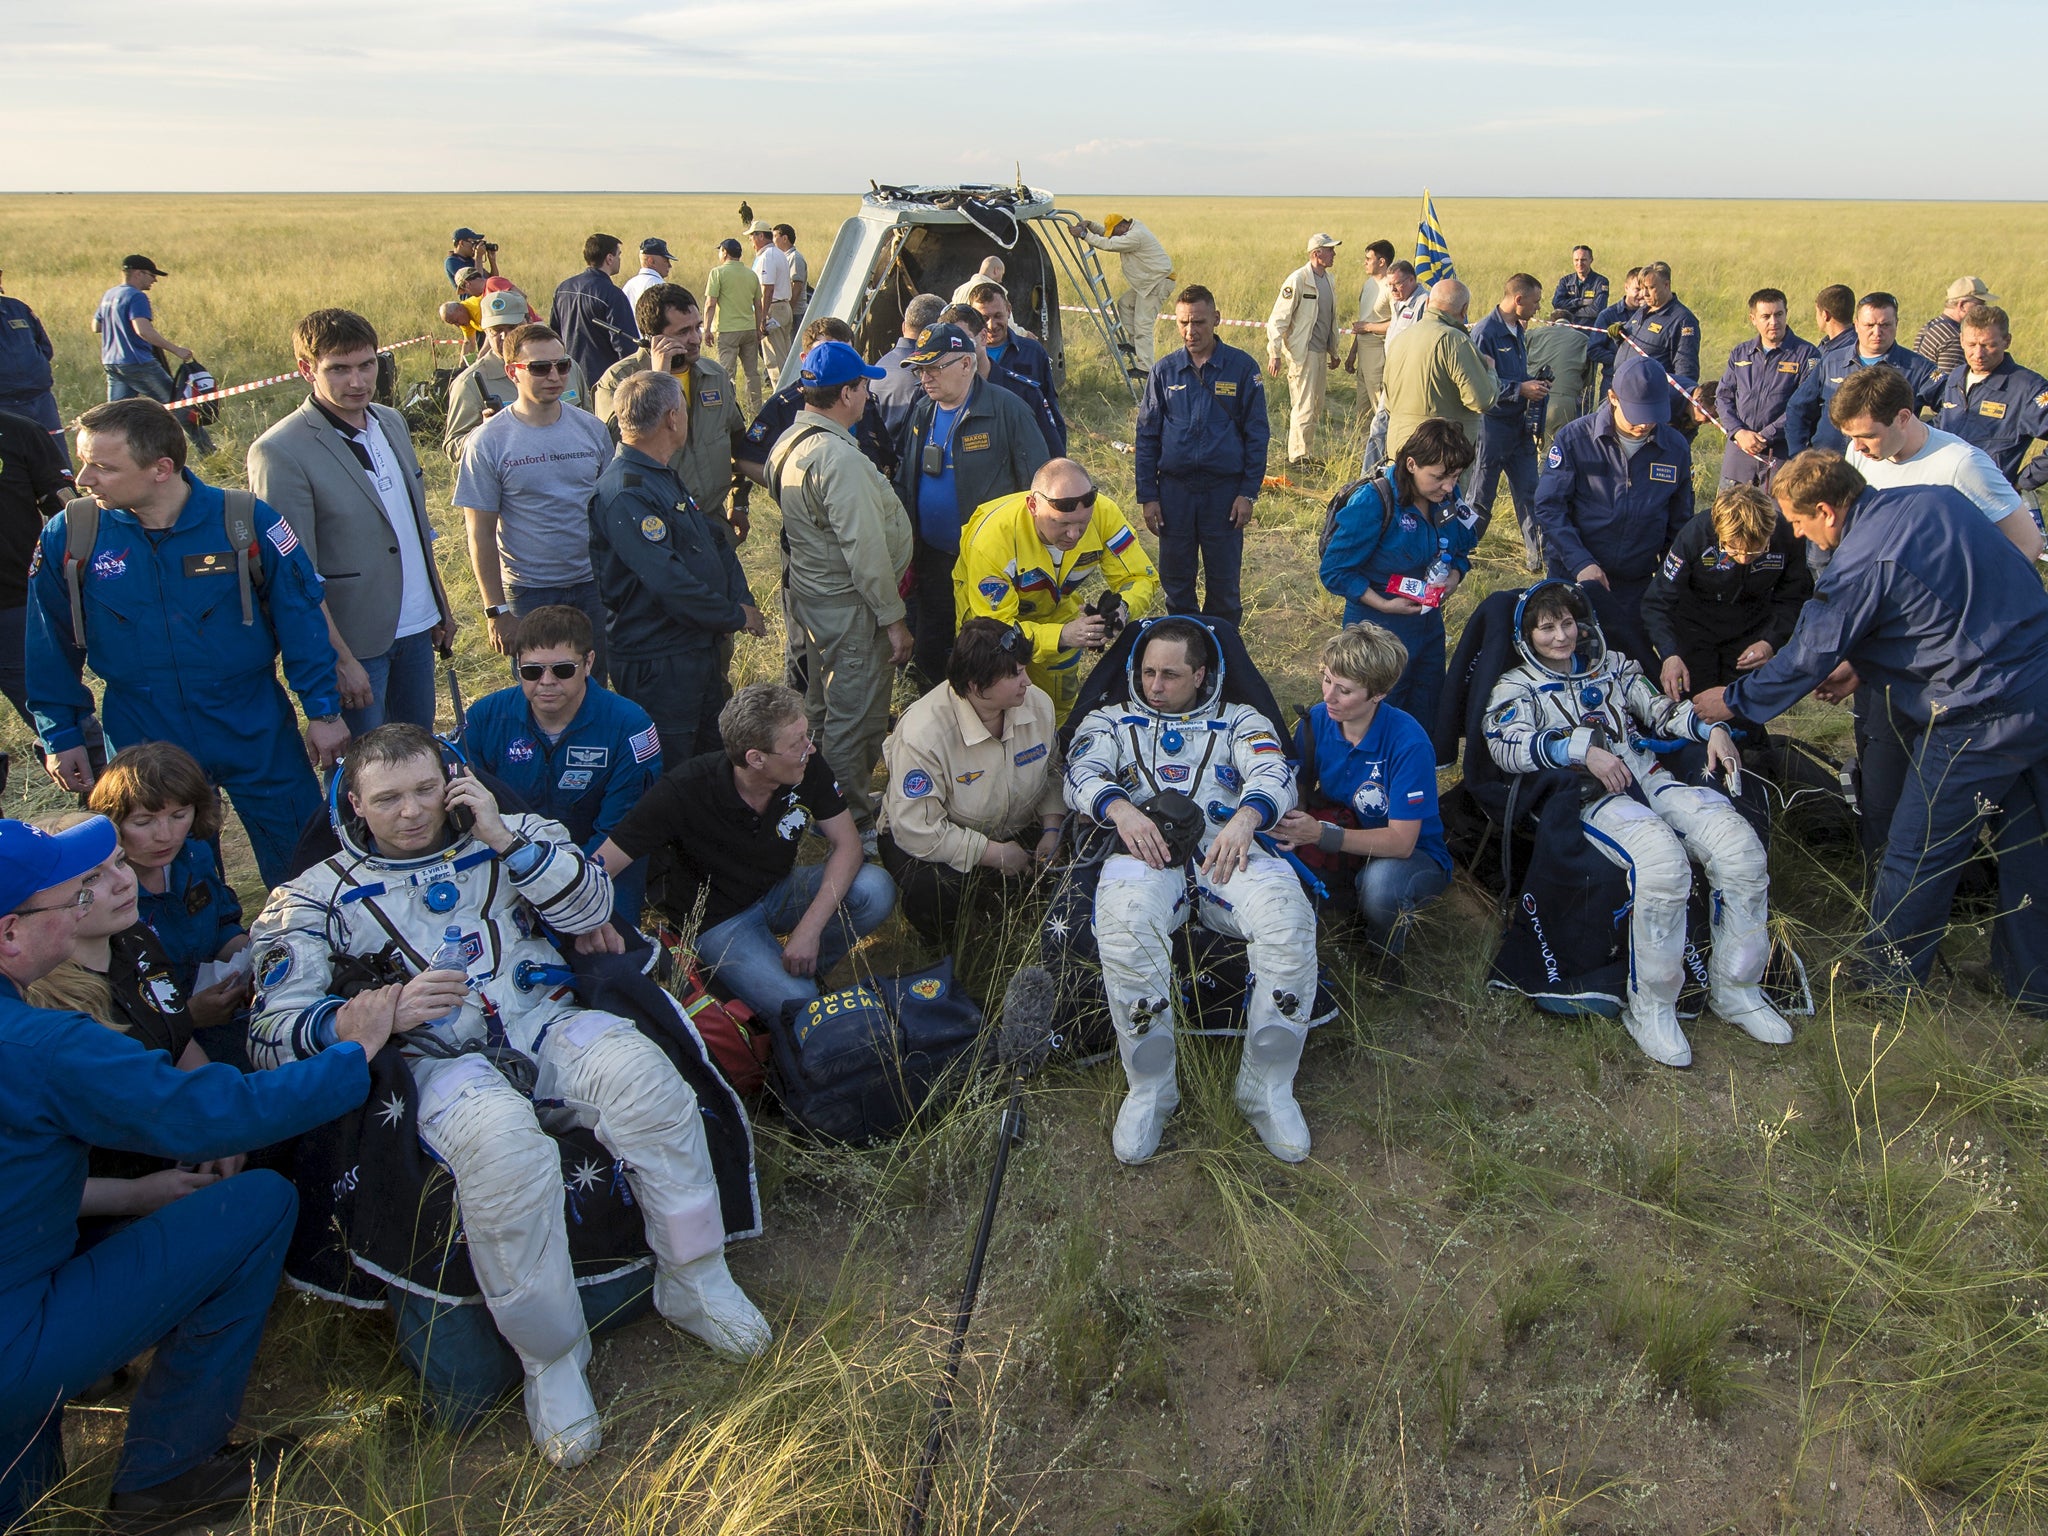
top-left (1096, 862), bottom-right (1186, 1163)
top-left (1235, 1012), bottom-right (1311, 1163)
top-left (1112, 1002), bottom-right (1180, 1164)
top-left (546, 1013), bottom-right (773, 1360)
top-left (1589, 799), bottom-right (1693, 1068)
top-left (1707, 881), bottom-right (1792, 1044)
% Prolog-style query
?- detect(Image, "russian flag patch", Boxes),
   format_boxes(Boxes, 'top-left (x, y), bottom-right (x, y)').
top-left (630, 724), bottom-right (660, 763)
top-left (265, 520), bottom-right (299, 557)
top-left (1106, 525), bottom-right (1134, 552)
top-left (1406, 790), bottom-right (1426, 802)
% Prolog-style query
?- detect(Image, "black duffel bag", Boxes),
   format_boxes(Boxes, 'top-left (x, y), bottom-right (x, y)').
top-left (768, 958), bottom-right (984, 1143)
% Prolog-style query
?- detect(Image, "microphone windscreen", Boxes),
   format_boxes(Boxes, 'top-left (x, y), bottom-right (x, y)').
top-left (997, 965), bottom-right (1059, 1072)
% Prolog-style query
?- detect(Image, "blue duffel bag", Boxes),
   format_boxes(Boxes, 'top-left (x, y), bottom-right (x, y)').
top-left (769, 958), bottom-right (985, 1143)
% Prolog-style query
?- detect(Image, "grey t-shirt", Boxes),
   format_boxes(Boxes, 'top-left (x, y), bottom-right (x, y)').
top-left (454, 405), bottom-right (612, 588)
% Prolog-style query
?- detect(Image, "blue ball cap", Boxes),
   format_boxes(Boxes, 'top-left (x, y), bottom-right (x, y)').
top-left (798, 340), bottom-right (886, 391)
top-left (0, 816), bottom-right (116, 916)
top-left (1613, 355), bottom-right (1672, 426)
top-left (451, 227), bottom-right (483, 243)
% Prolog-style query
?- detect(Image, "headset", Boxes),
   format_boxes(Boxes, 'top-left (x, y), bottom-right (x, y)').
top-left (328, 733), bottom-right (477, 854)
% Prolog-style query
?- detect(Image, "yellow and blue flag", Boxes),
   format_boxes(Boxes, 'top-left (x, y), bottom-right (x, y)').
top-left (1415, 191), bottom-right (1455, 285)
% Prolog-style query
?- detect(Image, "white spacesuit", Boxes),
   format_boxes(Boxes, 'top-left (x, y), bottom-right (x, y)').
top-left (1064, 628), bottom-right (1318, 1164)
top-left (250, 801), bottom-right (769, 1467)
top-left (1482, 582), bottom-right (1790, 1067)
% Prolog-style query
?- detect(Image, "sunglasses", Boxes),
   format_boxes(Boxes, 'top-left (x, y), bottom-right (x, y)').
top-left (996, 625), bottom-right (1028, 657)
top-left (1042, 488), bottom-right (1098, 513)
top-left (512, 358), bottom-right (574, 376)
top-left (517, 661), bottom-right (581, 681)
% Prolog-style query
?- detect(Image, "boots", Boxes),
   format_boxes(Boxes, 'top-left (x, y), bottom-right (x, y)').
top-left (1620, 1001), bottom-right (1692, 1068)
top-left (523, 1337), bottom-right (601, 1468)
top-left (1234, 1016), bottom-right (1311, 1163)
top-left (655, 1251), bottom-right (774, 1360)
top-left (1113, 999), bottom-right (1179, 1164)
top-left (1709, 885), bottom-right (1792, 1044)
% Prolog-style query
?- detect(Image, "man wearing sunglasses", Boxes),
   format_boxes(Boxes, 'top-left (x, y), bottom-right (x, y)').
top-left (454, 323), bottom-right (613, 680)
top-left (953, 457), bottom-right (1159, 715)
top-left (462, 605), bottom-right (663, 927)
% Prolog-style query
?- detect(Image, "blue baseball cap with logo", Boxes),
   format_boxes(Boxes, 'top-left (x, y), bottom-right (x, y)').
top-left (1613, 355), bottom-right (1672, 426)
top-left (0, 817), bottom-right (116, 916)
top-left (799, 340), bottom-right (886, 391)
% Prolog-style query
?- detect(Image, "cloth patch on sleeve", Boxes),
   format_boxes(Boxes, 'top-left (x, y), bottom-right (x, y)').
top-left (630, 724), bottom-right (660, 762)
top-left (901, 769), bottom-right (934, 798)
top-left (265, 520), bottom-right (299, 556)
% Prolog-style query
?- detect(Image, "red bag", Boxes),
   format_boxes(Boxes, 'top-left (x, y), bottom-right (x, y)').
top-left (673, 952), bottom-right (769, 1095)
top-left (1289, 708), bottom-right (1365, 882)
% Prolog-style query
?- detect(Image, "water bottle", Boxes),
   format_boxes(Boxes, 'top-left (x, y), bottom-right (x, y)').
top-left (426, 925), bottom-right (470, 1029)
top-left (1423, 538), bottom-right (1453, 606)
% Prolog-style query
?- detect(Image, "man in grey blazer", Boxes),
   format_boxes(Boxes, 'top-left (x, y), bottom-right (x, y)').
top-left (249, 309), bottom-right (454, 734)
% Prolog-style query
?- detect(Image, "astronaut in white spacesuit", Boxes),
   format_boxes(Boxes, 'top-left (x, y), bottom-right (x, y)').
top-left (1064, 617), bottom-right (1319, 1165)
top-left (1483, 582), bottom-right (1790, 1068)
top-left (249, 724), bottom-right (769, 1468)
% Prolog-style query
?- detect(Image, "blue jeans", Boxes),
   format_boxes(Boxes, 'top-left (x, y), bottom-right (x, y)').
top-left (509, 580), bottom-right (607, 686)
top-left (0, 1171), bottom-right (297, 1524)
top-left (105, 361), bottom-right (212, 454)
top-left (697, 861), bottom-right (897, 1023)
top-left (1473, 415), bottom-right (1540, 565)
top-left (1354, 851), bottom-right (1451, 951)
top-left (343, 626), bottom-right (439, 737)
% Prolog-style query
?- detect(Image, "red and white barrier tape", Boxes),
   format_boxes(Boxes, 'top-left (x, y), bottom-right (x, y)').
top-left (156, 334), bottom-right (450, 413)
top-left (1555, 323), bottom-right (1723, 435)
top-left (1058, 303), bottom-right (1263, 331)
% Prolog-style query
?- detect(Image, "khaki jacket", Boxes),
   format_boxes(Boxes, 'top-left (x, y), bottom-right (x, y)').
top-left (1084, 220), bottom-right (1174, 292)
top-left (879, 681), bottom-right (1066, 871)
top-left (768, 411), bottom-right (913, 625)
top-left (1266, 263), bottom-right (1339, 369)
top-left (594, 349), bottom-right (747, 513)
top-left (1383, 308), bottom-right (1495, 455)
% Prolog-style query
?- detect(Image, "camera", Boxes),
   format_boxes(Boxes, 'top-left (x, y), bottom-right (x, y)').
top-left (1081, 592), bottom-right (1126, 649)
top-left (480, 241), bottom-right (499, 254)
top-left (1532, 364), bottom-right (1555, 384)
top-left (921, 441), bottom-right (947, 477)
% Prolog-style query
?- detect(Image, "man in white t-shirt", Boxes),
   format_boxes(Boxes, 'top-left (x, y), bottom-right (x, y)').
top-left (248, 309), bottom-right (455, 734)
top-left (748, 221), bottom-right (794, 371)
top-left (1831, 362), bottom-right (2042, 562)
top-left (774, 224), bottom-right (808, 327)
top-left (620, 238), bottom-right (673, 315)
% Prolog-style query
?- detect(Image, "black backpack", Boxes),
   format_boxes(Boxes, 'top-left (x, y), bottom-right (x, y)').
top-left (1316, 472), bottom-right (1398, 560)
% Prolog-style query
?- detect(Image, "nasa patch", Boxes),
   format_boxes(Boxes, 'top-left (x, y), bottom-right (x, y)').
top-left (1013, 742), bottom-right (1047, 766)
top-left (978, 576), bottom-right (1010, 604)
top-left (901, 769), bottom-right (935, 798)
top-left (1547, 444), bottom-right (1563, 469)
top-left (507, 737), bottom-right (535, 763)
top-left (558, 769), bottom-right (594, 791)
top-left (91, 547), bottom-right (128, 580)
top-left (259, 944), bottom-right (292, 990)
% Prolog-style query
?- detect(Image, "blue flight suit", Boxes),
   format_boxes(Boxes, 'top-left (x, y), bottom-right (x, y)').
top-left (1724, 483), bottom-right (2048, 1006)
top-left (985, 367), bottom-right (1064, 460)
top-left (986, 331), bottom-right (1067, 454)
top-left (588, 446), bottom-right (757, 756)
top-left (1784, 344), bottom-right (1944, 455)
top-left (137, 840), bottom-right (245, 995)
top-left (1715, 333), bottom-right (1821, 485)
top-left (1133, 338), bottom-right (1269, 624)
top-left (1621, 299), bottom-right (1702, 388)
top-left (1588, 298), bottom-right (1631, 393)
top-left (27, 472), bottom-right (341, 887)
top-left (462, 681), bottom-right (662, 924)
top-left (1533, 405), bottom-right (1695, 666)
top-left (0, 978), bottom-right (368, 1525)
top-left (0, 295), bottom-right (61, 457)
top-left (1934, 355), bottom-right (2048, 490)
top-left (1468, 308), bottom-right (1544, 565)
top-left (1316, 466), bottom-right (1482, 730)
top-left (548, 269), bottom-right (638, 394)
top-left (1553, 270), bottom-right (1609, 327)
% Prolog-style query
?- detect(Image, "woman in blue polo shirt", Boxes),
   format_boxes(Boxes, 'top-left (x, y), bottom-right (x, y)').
top-left (1317, 418), bottom-right (1481, 736)
top-left (1271, 624), bottom-right (1452, 957)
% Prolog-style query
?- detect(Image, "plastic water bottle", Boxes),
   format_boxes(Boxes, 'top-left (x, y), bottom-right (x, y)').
top-left (426, 925), bottom-right (469, 1029)
top-left (1423, 538), bottom-right (1453, 606)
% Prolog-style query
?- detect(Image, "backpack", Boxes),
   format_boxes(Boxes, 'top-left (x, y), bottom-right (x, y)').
top-left (168, 357), bottom-right (220, 428)
top-left (61, 489), bottom-right (263, 650)
top-left (1316, 471), bottom-right (1398, 560)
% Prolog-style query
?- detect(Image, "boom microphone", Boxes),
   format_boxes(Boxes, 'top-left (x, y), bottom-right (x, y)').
top-left (996, 965), bottom-right (1058, 1075)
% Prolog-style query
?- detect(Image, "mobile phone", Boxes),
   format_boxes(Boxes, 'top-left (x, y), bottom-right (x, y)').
top-left (444, 764), bottom-right (476, 835)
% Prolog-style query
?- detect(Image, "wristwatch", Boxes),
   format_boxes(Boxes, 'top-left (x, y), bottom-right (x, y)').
top-left (309, 713), bottom-right (342, 726)
top-left (485, 603), bottom-right (513, 618)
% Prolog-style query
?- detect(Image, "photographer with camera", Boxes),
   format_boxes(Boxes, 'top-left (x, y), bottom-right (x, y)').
top-left (952, 458), bottom-right (1159, 717)
top-left (1469, 274), bottom-right (1553, 571)
top-left (446, 228), bottom-right (498, 290)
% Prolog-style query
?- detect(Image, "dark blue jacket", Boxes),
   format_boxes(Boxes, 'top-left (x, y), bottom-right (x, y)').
top-left (737, 382), bottom-right (897, 479)
top-left (1534, 405), bottom-right (1694, 583)
top-left (1621, 298), bottom-right (1701, 385)
top-left (589, 446), bottom-right (756, 660)
top-left (1468, 309), bottom-right (1533, 421)
top-left (986, 331), bottom-right (1066, 453)
top-left (137, 840), bottom-right (245, 995)
top-left (1318, 467), bottom-right (1482, 627)
top-left (1588, 299), bottom-right (1631, 381)
top-left (1553, 271), bottom-right (1609, 327)
top-left (1726, 483), bottom-right (2048, 727)
top-left (1134, 340), bottom-right (1270, 501)
top-left (549, 269), bottom-right (639, 391)
top-left (870, 337), bottom-right (924, 440)
top-left (1784, 344), bottom-right (1943, 455)
top-left (987, 368), bottom-right (1064, 461)
top-left (1934, 355), bottom-right (2048, 490)
top-left (0, 296), bottom-right (54, 397)
top-left (463, 681), bottom-right (662, 921)
top-left (1716, 333), bottom-right (1821, 454)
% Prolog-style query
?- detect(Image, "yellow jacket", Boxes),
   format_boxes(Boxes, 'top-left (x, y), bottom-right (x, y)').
top-left (952, 490), bottom-right (1159, 685)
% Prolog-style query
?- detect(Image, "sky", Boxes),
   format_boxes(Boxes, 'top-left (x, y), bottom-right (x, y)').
top-left (7, 0), bottom-right (2045, 199)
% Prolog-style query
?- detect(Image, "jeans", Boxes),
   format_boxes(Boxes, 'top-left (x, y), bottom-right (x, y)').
top-left (0, 1171), bottom-right (297, 1525)
top-left (1157, 473), bottom-right (1245, 625)
top-left (1354, 852), bottom-right (1452, 951)
top-left (696, 861), bottom-right (897, 1023)
top-left (342, 626), bottom-right (439, 737)
top-left (105, 361), bottom-right (213, 454)
top-left (509, 580), bottom-right (607, 686)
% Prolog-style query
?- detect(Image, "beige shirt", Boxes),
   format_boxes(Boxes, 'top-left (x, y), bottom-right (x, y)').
top-left (1083, 219), bottom-right (1174, 291)
top-left (768, 410), bottom-right (914, 624)
top-left (594, 350), bottom-right (747, 513)
top-left (880, 681), bottom-right (1066, 871)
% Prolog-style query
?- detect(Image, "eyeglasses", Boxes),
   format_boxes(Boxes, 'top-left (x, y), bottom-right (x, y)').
top-left (1042, 488), bottom-right (1098, 513)
top-left (912, 356), bottom-right (970, 379)
top-left (512, 359), bottom-right (574, 376)
top-left (764, 732), bottom-right (814, 760)
top-left (517, 661), bottom-right (582, 681)
top-left (14, 887), bottom-right (94, 917)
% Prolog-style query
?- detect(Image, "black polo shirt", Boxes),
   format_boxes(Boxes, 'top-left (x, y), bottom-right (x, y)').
top-left (609, 748), bottom-right (845, 929)
top-left (88, 924), bottom-right (196, 1183)
top-left (0, 407), bottom-right (67, 609)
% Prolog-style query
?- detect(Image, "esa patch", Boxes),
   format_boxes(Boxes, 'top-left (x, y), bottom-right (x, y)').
top-left (1158, 763), bottom-right (1191, 782)
top-left (1013, 742), bottom-right (1047, 766)
top-left (901, 769), bottom-right (935, 798)
top-left (910, 977), bottom-right (943, 999)
top-left (558, 769), bottom-right (594, 791)
top-left (640, 514), bottom-right (668, 541)
top-left (507, 737), bottom-right (535, 762)
top-left (566, 746), bottom-right (608, 768)
top-left (1649, 462), bottom-right (1679, 482)
top-left (259, 944), bottom-right (292, 989)
top-left (978, 576), bottom-right (1009, 604)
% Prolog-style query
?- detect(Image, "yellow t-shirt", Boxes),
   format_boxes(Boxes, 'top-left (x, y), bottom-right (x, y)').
top-left (456, 294), bottom-right (483, 342)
